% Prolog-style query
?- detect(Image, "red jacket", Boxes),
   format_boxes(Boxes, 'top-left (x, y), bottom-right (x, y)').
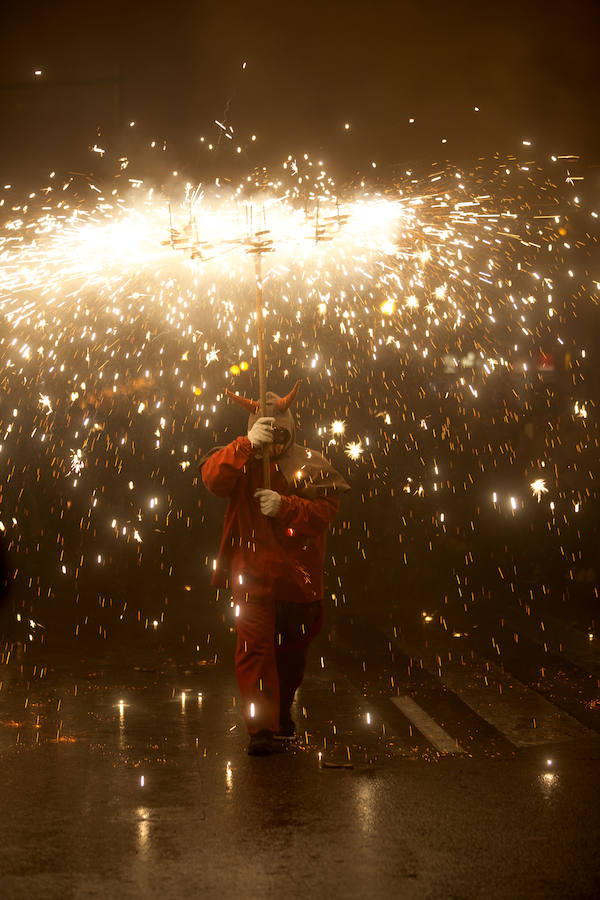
top-left (201, 436), bottom-right (339, 603)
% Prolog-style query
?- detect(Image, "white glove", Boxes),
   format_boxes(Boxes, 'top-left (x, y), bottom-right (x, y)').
top-left (254, 489), bottom-right (281, 517)
top-left (248, 417), bottom-right (275, 450)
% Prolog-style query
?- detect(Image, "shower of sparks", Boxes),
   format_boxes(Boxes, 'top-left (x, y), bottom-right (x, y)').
top-left (530, 478), bottom-right (548, 502)
top-left (345, 441), bottom-right (363, 460)
top-left (0, 140), bottom-right (598, 660)
top-left (69, 449), bottom-right (85, 475)
top-left (39, 393), bottom-right (52, 413)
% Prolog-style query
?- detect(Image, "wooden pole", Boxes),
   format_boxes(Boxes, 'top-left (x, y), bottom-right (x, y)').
top-left (254, 252), bottom-right (271, 488)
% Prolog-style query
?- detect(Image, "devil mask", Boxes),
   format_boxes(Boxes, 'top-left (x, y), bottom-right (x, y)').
top-left (225, 380), bottom-right (300, 458)
top-left (223, 380), bottom-right (350, 499)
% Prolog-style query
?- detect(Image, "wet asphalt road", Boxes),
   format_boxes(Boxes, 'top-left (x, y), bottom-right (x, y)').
top-left (1, 612), bottom-right (599, 900)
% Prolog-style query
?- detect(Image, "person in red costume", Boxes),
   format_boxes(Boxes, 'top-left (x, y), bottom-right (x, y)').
top-left (200, 381), bottom-right (349, 755)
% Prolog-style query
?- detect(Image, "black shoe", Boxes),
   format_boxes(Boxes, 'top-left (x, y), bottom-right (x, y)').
top-left (247, 730), bottom-right (287, 756)
top-left (276, 717), bottom-right (296, 739)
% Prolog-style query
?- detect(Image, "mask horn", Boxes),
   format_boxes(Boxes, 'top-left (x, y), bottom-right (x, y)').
top-left (225, 388), bottom-right (259, 412)
top-left (276, 380), bottom-right (301, 412)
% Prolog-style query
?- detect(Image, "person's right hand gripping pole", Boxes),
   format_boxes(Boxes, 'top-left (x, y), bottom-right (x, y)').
top-left (247, 417), bottom-right (275, 463)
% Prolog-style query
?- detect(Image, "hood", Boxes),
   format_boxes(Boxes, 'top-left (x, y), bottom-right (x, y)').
top-left (225, 380), bottom-right (350, 498)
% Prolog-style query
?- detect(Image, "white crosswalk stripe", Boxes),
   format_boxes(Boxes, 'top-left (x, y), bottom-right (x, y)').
top-left (390, 696), bottom-right (465, 754)
top-left (307, 620), bottom-right (599, 758)
top-left (501, 612), bottom-right (600, 678)
top-left (392, 635), bottom-right (594, 747)
top-left (430, 659), bottom-right (591, 746)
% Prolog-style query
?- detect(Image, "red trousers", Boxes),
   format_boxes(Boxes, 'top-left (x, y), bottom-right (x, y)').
top-left (234, 582), bottom-right (323, 735)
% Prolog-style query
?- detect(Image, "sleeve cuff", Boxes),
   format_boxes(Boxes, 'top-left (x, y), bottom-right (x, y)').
top-left (275, 495), bottom-right (294, 520)
top-left (236, 435), bottom-right (255, 456)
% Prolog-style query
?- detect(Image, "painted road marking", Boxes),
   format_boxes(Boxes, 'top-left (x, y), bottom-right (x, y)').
top-left (436, 663), bottom-right (592, 747)
top-left (393, 632), bottom-right (594, 747)
top-left (503, 612), bottom-right (600, 678)
top-left (391, 695), bottom-right (465, 754)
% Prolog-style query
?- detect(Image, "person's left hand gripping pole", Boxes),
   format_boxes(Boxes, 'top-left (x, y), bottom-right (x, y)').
top-left (254, 489), bottom-right (282, 517)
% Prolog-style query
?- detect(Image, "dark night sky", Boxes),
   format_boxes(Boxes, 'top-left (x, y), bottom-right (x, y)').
top-left (1, 0), bottom-right (599, 183)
